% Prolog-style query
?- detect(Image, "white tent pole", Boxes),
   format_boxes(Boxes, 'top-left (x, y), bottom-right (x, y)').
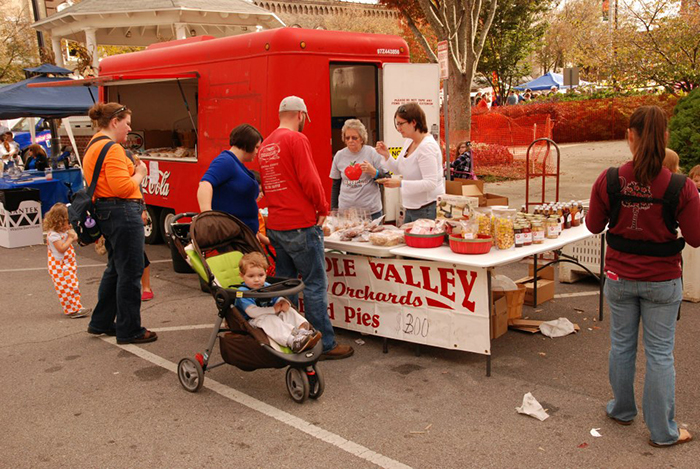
top-left (62, 117), bottom-right (85, 183)
top-left (29, 117), bottom-right (36, 144)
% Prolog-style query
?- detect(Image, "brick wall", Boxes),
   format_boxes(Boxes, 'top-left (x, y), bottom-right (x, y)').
top-left (60, 135), bottom-right (91, 158)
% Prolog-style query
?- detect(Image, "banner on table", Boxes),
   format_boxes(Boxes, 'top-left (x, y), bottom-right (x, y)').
top-left (321, 252), bottom-right (491, 355)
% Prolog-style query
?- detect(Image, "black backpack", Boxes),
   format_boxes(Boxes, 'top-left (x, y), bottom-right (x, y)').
top-left (68, 136), bottom-right (115, 246)
top-left (605, 166), bottom-right (687, 257)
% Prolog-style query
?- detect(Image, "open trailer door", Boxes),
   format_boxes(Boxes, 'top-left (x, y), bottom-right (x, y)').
top-left (380, 63), bottom-right (441, 222)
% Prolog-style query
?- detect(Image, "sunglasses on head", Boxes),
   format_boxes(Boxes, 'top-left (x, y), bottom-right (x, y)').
top-left (109, 106), bottom-right (127, 119)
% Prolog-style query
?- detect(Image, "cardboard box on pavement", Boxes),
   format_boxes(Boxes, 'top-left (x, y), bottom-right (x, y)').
top-left (515, 276), bottom-right (555, 306)
top-left (491, 296), bottom-right (508, 339)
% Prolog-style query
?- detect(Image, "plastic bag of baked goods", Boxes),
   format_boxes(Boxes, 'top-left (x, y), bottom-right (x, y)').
top-left (369, 227), bottom-right (405, 246)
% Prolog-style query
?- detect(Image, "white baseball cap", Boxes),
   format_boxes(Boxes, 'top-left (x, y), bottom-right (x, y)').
top-left (279, 96), bottom-right (311, 122)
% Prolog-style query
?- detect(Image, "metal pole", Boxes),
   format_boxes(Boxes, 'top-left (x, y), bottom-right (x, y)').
top-left (443, 79), bottom-right (450, 181)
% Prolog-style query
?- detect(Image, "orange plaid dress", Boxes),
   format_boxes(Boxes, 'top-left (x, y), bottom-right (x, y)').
top-left (47, 231), bottom-right (83, 315)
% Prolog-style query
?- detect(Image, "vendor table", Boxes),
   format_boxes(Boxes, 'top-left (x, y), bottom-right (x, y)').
top-left (0, 169), bottom-right (83, 214)
top-left (324, 238), bottom-right (396, 258)
top-left (322, 224), bottom-right (604, 376)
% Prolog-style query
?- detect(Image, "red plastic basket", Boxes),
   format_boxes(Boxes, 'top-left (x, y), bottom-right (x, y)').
top-left (405, 230), bottom-right (446, 248)
top-left (449, 235), bottom-right (493, 254)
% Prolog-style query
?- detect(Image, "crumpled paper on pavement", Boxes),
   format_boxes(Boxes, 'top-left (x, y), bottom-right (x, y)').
top-left (539, 317), bottom-right (576, 338)
top-left (516, 392), bottom-right (549, 421)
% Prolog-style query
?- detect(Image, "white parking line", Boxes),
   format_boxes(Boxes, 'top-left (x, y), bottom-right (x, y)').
top-left (554, 291), bottom-right (600, 298)
top-left (0, 259), bottom-right (171, 273)
top-left (107, 338), bottom-right (411, 469)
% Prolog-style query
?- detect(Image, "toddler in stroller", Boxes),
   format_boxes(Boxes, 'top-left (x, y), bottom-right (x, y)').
top-left (175, 211), bottom-right (325, 403)
top-left (236, 252), bottom-right (321, 353)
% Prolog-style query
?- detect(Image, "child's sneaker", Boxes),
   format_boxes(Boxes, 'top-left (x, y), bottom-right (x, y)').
top-left (66, 308), bottom-right (91, 319)
top-left (300, 331), bottom-right (322, 352)
top-left (290, 333), bottom-right (311, 353)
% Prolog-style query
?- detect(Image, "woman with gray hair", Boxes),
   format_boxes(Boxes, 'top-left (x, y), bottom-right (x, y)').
top-left (329, 119), bottom-right (388, 220)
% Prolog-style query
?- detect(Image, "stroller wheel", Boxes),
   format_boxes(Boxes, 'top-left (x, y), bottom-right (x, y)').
top-left (307, 365), bottom-right (325, 400)
top-left (178, 357), bottom-right (204, 392)
top-left (285, 367), bottom-right (309, 403)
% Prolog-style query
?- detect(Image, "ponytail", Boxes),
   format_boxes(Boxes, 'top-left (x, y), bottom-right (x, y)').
top-left (629, 105), bottom-right (667, 186)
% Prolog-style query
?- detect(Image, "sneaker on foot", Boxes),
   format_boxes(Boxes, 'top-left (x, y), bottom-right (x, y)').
top-left (141, 290), bottom-right (154, 301)
top-left (289, 333), bottom-right (311, 353)
top-left (66, 308), bottom-right (91, 319)
top-left (320, 344), bottom-right (354, 360)
top-left (300, 331), bottom-right (322, 352)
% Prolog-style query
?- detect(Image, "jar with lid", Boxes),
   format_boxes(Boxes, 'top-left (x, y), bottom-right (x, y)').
top-left (514, 224), bottom-right (524, 248)
top-left (493, 209), bottom-right (516, 250)
top-left (563, 204), bottom-right (571, 229)
top-left (532, 221), bottom-right (545, 244)
top-left (546, 216), bottom-right (559, 239)
top-left (522, 223), bottom-right (532, 246)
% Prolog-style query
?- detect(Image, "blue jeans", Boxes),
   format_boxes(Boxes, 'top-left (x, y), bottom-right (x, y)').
top-left (88, 199), bottom-right (146, 341)
top-left (404, 201), bottom-right (436, 224)
top-left (267, 225), bottom-right (336, 352)
top-left (604, 276), bottom-right (682, 445)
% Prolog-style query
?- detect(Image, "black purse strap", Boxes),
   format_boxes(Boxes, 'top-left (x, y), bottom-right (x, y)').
top-left (85, 136), bottom-right (115, 198)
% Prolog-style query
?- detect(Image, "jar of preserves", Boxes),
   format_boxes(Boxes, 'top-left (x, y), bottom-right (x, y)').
top-left (532, 221), bottom-right (545, 244)
top-left (514, 224), bottom-right (524, 248)
top-left (522, 223), bottom-right (532, 246)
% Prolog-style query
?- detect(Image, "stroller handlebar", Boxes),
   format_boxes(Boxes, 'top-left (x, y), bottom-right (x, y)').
top-left (224, 278), bottom-right (305, 299)
top-left (171, 212), bottom-right (199, 226)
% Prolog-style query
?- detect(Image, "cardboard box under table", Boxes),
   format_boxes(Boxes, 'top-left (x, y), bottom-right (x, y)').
top-left (389, 224), bottom-right (599, 376)
top-left (491, 296), bottom-right (508, 339)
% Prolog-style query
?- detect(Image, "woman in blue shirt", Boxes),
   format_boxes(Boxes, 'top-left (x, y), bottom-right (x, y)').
top-left (197, 124), bottom-right (263, 233)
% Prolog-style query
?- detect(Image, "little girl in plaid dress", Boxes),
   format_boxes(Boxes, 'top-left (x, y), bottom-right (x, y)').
top-left (44, 203), bottom-right (91, 318)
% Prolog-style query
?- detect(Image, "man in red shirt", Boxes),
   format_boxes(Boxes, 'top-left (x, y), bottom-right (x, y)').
top-left (257, 96), bottom-right (354, 360)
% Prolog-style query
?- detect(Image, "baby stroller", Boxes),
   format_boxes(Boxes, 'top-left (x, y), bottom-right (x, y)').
top-left (173, 210), bottom-right (324, 403)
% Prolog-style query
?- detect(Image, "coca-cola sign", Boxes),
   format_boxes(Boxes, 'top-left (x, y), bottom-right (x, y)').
top-left (142, 170), bottom-right (171, 197)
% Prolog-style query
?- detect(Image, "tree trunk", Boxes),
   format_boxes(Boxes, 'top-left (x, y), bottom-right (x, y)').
top-left (448, 62), bottom-right (475, 142)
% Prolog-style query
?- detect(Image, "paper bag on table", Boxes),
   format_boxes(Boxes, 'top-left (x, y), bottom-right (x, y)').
top-left (516, 392), bottom-right (549, 421)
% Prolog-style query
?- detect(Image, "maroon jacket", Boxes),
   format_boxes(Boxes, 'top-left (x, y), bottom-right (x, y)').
top-left (587, 162), bottom-right (700, 281)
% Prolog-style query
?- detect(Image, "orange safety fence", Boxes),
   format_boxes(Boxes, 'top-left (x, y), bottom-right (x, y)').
top-left (442, 94), bottom-right (679, 181)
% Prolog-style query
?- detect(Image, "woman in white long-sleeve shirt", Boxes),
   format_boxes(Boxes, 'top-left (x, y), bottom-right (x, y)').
top-left (375, 102), bottom-right (445, 224)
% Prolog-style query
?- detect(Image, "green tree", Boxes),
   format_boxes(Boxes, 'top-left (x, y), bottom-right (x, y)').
top-left (669, 87), bottom-right (700, 172)
top-left (0, 1), bottom-right (40, 83)
top-left (616, 0), bottom-right (700, 93)
top-left (380, 0), bottom-right (499, 138)
top-left (478, 0), bottom-right (551, 101)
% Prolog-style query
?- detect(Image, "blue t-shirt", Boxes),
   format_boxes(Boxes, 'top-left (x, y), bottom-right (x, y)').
top-left (201, 150), bottom-right (259, 233)
top-left (234, 282), bottom-right (280, 320)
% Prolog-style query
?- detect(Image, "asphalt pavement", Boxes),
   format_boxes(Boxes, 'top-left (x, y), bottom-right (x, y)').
top-left (2, 236), bottom-right (698, 468)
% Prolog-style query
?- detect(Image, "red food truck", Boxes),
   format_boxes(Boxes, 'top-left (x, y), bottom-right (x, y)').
top-left (46, 28), bottom-right (440, 243)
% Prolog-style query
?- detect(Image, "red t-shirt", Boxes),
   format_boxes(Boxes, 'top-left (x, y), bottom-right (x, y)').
top-left (586, 162), bottom-right (700, 281)
top-left (258, 127), bottom-right (329, 231)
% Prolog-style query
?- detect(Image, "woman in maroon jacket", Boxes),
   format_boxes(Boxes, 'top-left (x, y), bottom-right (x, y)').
top-left (587, 106), bottom-right (700, 447)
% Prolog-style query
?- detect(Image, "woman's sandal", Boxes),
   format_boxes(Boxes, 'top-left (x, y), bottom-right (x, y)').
top-left (649, 428), bottom-right (692, 448)
top-left (117, 330), bottom-right (158, 345)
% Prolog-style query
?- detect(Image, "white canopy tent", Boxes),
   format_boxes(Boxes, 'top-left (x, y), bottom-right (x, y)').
top-left (33, 0), bottom-right (285, 69)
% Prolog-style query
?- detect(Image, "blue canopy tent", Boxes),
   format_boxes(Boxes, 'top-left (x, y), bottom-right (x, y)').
top-left (0, 75), bottom-right (96, 120)
top-left (514, 72), bottom-right (590, 91)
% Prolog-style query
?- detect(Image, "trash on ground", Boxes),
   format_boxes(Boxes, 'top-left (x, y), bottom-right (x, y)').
top-left (539, 318), bottom-right (576, 338)
top-left (355, 338), bottom-right (365, 345)
top-left (590, 428), bottom-right (602, 437)
top-left (578, 442), bottom-right (589, 449)
top-left (538, 352), bottom-right (547, 357)
top-left (516, 392), bottom-right (549, 421)
top-left (510, 318), bottom-right (580, 335)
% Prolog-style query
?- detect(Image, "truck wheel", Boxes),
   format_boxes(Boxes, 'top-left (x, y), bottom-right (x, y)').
top-left (159, 209), bottom-right (176, 245)
top-left (144, 205), bottom-right (162, 244)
